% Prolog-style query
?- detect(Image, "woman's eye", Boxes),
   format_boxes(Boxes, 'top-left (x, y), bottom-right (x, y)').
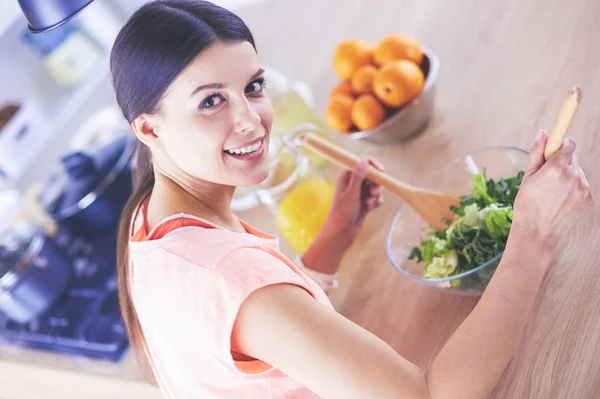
top-left (200, 94), bottom-right (225, 109)
top-left (246, 78), bottom-right (266, 94)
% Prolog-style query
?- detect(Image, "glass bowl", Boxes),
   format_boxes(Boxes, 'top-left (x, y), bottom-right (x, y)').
top-left (386, 146), bottom-right (529, 296)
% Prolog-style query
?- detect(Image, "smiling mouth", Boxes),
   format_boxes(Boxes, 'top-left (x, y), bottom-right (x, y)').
top-left (224, 138), bottom-right (264, 155)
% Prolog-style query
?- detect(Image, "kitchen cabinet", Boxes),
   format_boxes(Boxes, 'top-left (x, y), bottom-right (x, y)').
top-left (0, 1), bottom-right (121, 188)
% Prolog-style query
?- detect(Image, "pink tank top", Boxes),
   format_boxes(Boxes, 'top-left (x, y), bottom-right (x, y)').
top-left (128, 202), bottom-right (331, 398)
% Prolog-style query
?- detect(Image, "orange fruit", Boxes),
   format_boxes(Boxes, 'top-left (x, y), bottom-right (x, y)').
top-left (373, 60), bottom-right (425, 108)
top-left (351, 64), bottom-right (378, 95)
top-left (325, 95), bottom-right (354, 133)
top-left (351, 94), bottom-right (386, 131)
top-left (374, 33), bottom-right (423, 66)
top-left (333, 39), bottom-right (374, 80)
top-left (330, 81), bottom-right (353, 98)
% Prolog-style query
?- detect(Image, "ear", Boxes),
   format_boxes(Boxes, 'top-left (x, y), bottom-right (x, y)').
top-left (131, 114), bottom-right (161, 149)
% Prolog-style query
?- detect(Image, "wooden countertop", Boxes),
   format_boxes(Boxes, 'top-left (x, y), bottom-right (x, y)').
top-left (237, 0), bottom-right (600, 398)
top-left (2, 0), bottom-right (599, 398)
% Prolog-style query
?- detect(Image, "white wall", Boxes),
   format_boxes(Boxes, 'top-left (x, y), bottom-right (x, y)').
top-left (0, 2), bottom-right (125, 190)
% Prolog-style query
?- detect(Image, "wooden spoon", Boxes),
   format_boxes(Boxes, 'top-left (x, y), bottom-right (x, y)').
top-left (544, 85), bottom-right (582, 160)
top-left (295, 85), bottom-right (582, 231)
top-left (296, 132), bottom-right (460, 231)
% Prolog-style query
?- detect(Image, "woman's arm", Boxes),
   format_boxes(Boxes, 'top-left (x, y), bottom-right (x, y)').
top-left (232, 134), bottom-right (593, 398)
top-left (425, 228), bottom-right (552, 398)
top-left (233, 232), bottom-right (549, 399)
top-left (233, 282), bottom-right (428, 399)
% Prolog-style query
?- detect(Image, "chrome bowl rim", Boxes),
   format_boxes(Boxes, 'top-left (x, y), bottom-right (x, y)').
top-left (343, 46), bottom-right (440, 140)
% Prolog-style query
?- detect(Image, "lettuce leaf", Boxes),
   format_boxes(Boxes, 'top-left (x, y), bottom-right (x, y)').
top-left (420, 236), bottom-right (448, 264)
top-left (423, 250), bottom-right (458, 279)
top-left (463, 203), bottom-right (483, 227)
top-left (482, 204), bottom-right (513, 239)
top-left (486, 170), bottom-right (524, 206)
top-left (409, 170), bottom-right (524, 281)
top-left (472, 173), bottom-right (494, 206)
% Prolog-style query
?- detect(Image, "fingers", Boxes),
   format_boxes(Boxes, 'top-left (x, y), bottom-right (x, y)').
top-left (571, 155), bottom-right (591, 189)
top-left (362, 179), bottom-right (384, 211)
top-left (335, 170), bottom-right (352, 194)
top-left (335, 156), bottom-right (379, 194)
top-left (365, 156), bottom-right (385, 172)
top-left (363, 194), bottom-right (384, 211)
top-left (576, 165), bottom-right (594, 209)
top-left (571, 153), bottom-right (579, 168)
top-left (571, 154), bottom-right (583, 182)
top-left (526, 130), bottom-right (549, 175)
top-left (344, 156), bottom-right (384, 193)
top-left (346, 159), bottom-right (368, 195)
top-left (363, 157), bottom-right (384, 209)
top-left (372, 194), bottom-right (384, 209)
top-left (337, 156), bottom-right (385, 212)
top-left (569, 154), bottom-right (594, 209)
top-left (365, 196), bottom-right (377, 208)
top-left (578, 167), bottom-right (591, 190)
top-left (368, 185), bottom-right (382, 197)
top-left (555, 137), bottom-right (576, 165)
top-left (362, 157), bottom-right (384, 192)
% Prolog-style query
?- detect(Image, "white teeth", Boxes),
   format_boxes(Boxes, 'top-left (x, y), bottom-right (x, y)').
top-left (241, 145), bottom-right (252, 154)
top-left (226, 139), bottom-right (262, 155)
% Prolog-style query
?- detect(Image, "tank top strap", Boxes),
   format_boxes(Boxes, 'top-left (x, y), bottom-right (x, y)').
top-left (130, 198), bottom-right (273, 243)
top-left (146, 215), bottom-right (215, 241)
top-left (131, 207), bottom-right (218, 242)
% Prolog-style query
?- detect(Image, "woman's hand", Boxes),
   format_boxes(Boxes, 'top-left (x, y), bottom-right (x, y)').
top-left (301, 158), bottom-right (385, 275)
top-left (426, 130), bottom-right (595, 399)
top-left (511, 130), bottom-right (594, 254)
top-left (325, 157), bottom-right (385, 242)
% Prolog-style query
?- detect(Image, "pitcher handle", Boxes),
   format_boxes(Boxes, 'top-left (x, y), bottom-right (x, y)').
top-left (283, 123), bottom-right (324, 149)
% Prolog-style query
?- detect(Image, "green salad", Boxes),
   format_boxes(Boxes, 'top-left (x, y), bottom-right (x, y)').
top-left (409, 170), bottom-right (525, 284)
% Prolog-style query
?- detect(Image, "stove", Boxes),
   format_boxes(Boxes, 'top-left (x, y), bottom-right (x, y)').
top-left (0, 226), bottom-right (129, 362)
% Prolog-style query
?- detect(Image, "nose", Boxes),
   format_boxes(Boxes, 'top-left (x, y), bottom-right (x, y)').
top-left (233, 97), bottom-right (261, 135)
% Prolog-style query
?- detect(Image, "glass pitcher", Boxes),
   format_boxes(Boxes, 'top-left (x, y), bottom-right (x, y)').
top-left (264, 67), bottom-right (340, 169)
top-left (255, 124), bottom-right (337, 256)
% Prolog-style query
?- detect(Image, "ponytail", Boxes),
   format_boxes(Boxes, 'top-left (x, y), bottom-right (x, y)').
top-left (116, 141), bottom-right (156, 383)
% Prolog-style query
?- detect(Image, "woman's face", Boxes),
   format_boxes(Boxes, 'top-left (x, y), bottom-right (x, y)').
top-left (139, 41), bottom-right (274, 187)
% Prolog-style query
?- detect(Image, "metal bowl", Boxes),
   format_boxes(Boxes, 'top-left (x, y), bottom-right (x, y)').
top-left (344, 47), bottom-right (439, 144)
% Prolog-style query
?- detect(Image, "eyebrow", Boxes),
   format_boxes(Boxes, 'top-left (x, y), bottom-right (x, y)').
top-left (190, 68), bottom-right (265, 98)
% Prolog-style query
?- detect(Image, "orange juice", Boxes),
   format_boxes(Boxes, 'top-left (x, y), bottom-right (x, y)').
top-left (275, 178), bottom-right (335, 254)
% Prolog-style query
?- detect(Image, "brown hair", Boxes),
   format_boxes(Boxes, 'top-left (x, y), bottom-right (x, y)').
top-left (111, 0), bottom-right (256, 383)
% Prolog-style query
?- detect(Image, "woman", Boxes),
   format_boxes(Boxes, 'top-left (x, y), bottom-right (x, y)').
top-left (112, 1), bottom-right (594, 398)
